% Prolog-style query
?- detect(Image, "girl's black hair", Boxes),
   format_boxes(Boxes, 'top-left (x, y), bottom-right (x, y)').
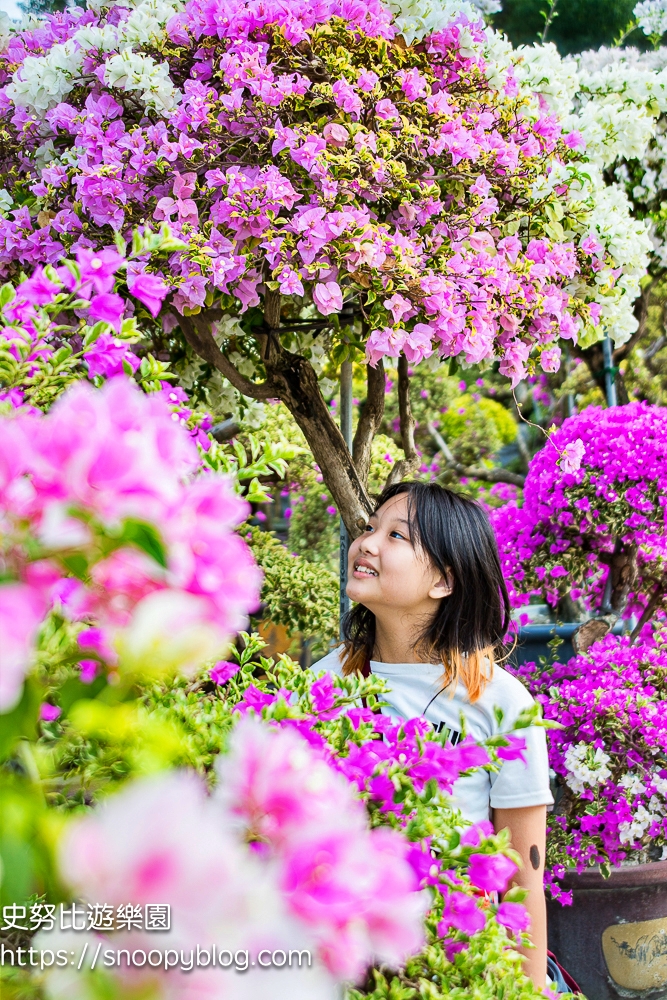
top-left (341, 481), bottom-right (511, 699)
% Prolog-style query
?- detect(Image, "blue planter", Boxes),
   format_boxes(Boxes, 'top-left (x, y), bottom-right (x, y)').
top-left (512, 621), bottom-right (627, 666)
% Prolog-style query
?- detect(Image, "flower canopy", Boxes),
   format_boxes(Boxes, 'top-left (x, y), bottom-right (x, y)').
top-left (0, 0), bottom-right (649, 386)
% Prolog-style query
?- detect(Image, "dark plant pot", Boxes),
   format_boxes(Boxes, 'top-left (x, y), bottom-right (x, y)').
top-left (547, 861), bottom-right (667, 1000)
top-left (513, 622), bottom-right (626, 666)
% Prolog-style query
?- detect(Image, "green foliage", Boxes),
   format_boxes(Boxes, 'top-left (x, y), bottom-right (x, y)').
top-left (493, 0), bottom-right (642, 55)
top-left (368, 433), bottom-right (404, 494)
top-left (287, 478), bottom-right (341, 568)
top-left (438, 394), bottom-right (517, 467)
top-left (246, 524), bottom-right (339, 642)
top-left (203, 431), bottom-right (301, 503)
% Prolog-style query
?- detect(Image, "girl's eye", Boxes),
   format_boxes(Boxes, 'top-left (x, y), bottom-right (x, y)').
top-left (364, 523), bottom-right (374, 533)
top-left (390, 530), bottom-right (405, 540)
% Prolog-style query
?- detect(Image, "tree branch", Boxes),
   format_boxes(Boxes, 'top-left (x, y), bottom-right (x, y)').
top-left (428, 423), bottom-right (526, 487)
top-left (261, 337), bottom-right (373, 535)
top-left (179, 311), bottom-right (278, 400)
top-left (352, 360), bottom-right (385, 487)
top-left (613, 279), bottom-right (655, 363)
top-left (630, 582), bottom-right (665, 642)
top-left (386, 354), bottom-right (420, 486)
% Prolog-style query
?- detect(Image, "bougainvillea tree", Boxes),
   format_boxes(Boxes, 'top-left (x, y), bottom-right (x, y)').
top-left (491, 402), bottom-right (667, 631)
top-left (0, 0), bottom-right (650, 533)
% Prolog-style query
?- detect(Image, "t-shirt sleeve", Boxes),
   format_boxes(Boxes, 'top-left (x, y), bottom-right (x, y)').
top-left (489, 717), bottom-right (554, 811)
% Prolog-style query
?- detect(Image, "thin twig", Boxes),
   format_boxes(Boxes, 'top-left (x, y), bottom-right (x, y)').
top-left (539, 0), bottom-right (559, 43)
top-left (630, 584), bottom-right (664, 642)
top-left (386, 354), bottom-right (420, 485)
top-left (428, 423), bottom-right (526, 488)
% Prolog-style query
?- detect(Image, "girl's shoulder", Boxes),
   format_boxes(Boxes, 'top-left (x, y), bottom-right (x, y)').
top-left (473, 661), bottom-right (535, 727)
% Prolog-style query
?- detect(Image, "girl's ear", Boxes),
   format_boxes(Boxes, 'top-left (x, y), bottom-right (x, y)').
top-left (429, 568), bottom-right (454, 600)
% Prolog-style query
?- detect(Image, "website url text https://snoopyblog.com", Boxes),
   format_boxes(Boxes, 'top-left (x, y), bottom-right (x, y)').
top-left (1, 943), bottom-right (313, 973)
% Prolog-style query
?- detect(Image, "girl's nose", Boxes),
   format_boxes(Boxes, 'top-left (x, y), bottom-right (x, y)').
top-left (359, 534), bottom-right (379, 555)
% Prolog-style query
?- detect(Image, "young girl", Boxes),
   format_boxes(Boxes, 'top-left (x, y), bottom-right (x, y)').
top-left (316, 481), bottom-right (553, 987)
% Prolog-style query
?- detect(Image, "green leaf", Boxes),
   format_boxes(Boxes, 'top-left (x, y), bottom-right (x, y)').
top-left (503, 884), bottom-right (529, 903)
top-left (113, 231), bottom-right (127, 257)
top-left (245, 477), bottom-right (272, 503)
top-left (120, 519), bottom-right (168, 568)
top-left (0, 282), bottom-right (15, 306)
top-left (62, 553), bottom-right (89, 580)
top-left (83, 321), bottom-right (107, 346)
top-left (448, 357), bottom-right (459, 376)
top-left (0, 679), bottom-right (41, 761)
top-left (58, 674), bottom-right (108, 715)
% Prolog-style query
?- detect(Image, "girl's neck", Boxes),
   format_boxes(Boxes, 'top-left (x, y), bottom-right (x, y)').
top-left (372, 613), bottom-right (431, 664)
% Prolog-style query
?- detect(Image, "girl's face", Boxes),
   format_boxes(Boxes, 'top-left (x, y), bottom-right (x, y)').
top-left (346, 494), bottom-right (451, 615)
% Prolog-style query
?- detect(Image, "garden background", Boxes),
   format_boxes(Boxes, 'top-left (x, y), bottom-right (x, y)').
top-left (3, 0), bottom-right (667, 998)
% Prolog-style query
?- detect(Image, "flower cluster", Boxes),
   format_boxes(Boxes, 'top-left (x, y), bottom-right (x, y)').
top-left (216, 717), bottom-right (427, 980)
top-left (0, 0), bottom-right (644, 385)
top-left (0, 238), bottom-right (175, 411)
top-left (635, 0), bottom-right (667, 38)
top-left (51, 716), bottom-right (428, 999)
top-left (219, 654), bottom-right (531, 960)
top-left (490, 402), bottom-right (667, 613)
top-left (0, 373), bottom-right (261, 711)
top-left (513, 631), bottom-right (667, 901)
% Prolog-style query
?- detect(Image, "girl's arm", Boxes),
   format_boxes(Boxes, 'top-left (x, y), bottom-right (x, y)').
top-left (493, 805), bottom-right (547, 988)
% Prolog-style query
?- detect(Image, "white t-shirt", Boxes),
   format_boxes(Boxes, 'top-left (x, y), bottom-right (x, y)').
top-left (316, 647), bottom-right (553, 825)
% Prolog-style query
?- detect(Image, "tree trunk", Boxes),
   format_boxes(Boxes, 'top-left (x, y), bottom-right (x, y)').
top-left (352, 361), bottom-right (385, 488)
top-left (264, 347), bottom-right (373, 535)
top-left (181, 307), bottom-right (373, 537)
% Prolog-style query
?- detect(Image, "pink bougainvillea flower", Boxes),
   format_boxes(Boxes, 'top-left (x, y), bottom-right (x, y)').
top-left (78, 659), bottom-right (98, 683)
top-left (216, 717), bottom-right (363, 847)
top-left (323, 123), bottom-right (349, 147)
top-left (0, 583), bottom-right (48, 711)
top-left (375, 98), bottom-right (398, 119)
top-left (438, 890), bottom-right (486, 936)
top-left (40, 703), bottom-right (62, 721)
top-left (282, 824), bottom-right (426, 979)
top-left (559, 438), bottom-right (585, 475)
top-left (312, 281), bottom-right (343, 315)
top-left (468, 853), bottom-right (518, 894)
top-left (210, 660), bottom-right (240, 685)
top-left (83, 333), bottom-right (140, 378)
top-left (87, 293), bottom-right (125, 331)
top-left (75, 248), bottom-right (124, 296)
top-left (127, 272), bottom-right (169, 317)
top-left (496, 901), bottom-right (530, 934)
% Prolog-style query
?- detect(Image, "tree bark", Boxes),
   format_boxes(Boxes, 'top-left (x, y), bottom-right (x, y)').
top-left (263, 344), bottom-right (373, 535)
top-left (607, 542), bottom-right (638, 614)
top-left (352, 361), bottom-right (385, 488)
top-left (179, 312), bottom-right (278, 400)
top-left (181, 307), bottom-right (373, 537)
top-left (386, 354), bottom-right (420, 486)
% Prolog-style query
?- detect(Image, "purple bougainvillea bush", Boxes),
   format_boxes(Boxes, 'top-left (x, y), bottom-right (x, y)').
top-left (514, 629), bottom-right (667, 904)
top-left (491, 402), bottom-right (667, 621)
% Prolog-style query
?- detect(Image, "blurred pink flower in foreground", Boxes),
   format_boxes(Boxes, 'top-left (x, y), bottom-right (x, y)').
top-left (216, 718), bottom-right (427, 979)
top-left (53, 719), bottom-right (428, 996)
top-left (0, 377), bottom-right (262, 706)
top-left (0, 583), bottom-right (47, 710)
top-left (57, 767), bottom-right (334, 1000)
